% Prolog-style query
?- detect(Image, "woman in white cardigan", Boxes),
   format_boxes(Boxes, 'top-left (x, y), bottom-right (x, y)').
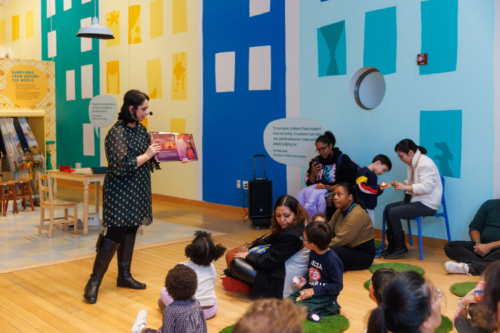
top-left (383, 139), bottom-right (442, 259)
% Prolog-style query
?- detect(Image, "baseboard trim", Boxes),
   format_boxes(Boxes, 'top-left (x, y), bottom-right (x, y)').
top-left (374, 229), bottom-right (447, 250)
top-left (152, 193), bottom-right (246, 215)
top-left (56, 180), bottom-right (447, 249)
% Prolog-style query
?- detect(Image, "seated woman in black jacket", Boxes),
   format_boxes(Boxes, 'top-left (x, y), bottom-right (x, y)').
top-left (223, 195), bottom-right (308, 299)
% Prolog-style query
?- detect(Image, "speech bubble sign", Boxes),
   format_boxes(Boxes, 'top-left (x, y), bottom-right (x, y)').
top-left (263, 117), bottom-right (324, 167)
top-left (2, 64), bottom-right (48, 107)
top-left (89, 95), bottom-right (117, 135)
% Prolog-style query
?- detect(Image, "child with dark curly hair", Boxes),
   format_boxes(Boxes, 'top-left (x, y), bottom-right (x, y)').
top-left (159, 230), bottom-right (226, 319)
top-left (132, 264), bottom-right (207, 333)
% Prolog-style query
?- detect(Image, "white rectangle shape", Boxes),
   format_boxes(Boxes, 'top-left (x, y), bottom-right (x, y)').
top-left (81, 64), bottom-right (93, 99)
top-left (64, 0), bottom-right (72, 11)
top-left (80, 17), bottom-right (92, 52)
top-left (82, 0), bottom-right (91, 4)
top-left (83, 123), bottom-right (95, 156)
top-left (250, 0), bottom-right (270, 17)
top-left (249, 45), bottom-right (271, 90)
top-left (66, 70), bottom-right (75, 101)
top-left (47, 30), bottom-right (57, 58)
top-left (215, 52), bottom-right (235, 92)
top-left (47, 0), bottom-right (56, 17)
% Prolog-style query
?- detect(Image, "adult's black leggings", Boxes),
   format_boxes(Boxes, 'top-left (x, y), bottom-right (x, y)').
top-left (104, 226), bottom-right (139, 243)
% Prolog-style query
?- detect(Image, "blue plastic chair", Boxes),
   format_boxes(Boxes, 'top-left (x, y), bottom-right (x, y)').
top-left (381, 176), bottom-right (451, 260)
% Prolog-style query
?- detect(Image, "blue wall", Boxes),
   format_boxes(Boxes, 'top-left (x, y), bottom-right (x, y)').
top-left (202, 0), bottom-right (287, 207)
top-left (300, 0), bottom-right (495, 241)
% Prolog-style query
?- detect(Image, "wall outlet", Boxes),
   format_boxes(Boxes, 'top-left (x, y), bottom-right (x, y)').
top-left (237, 180), bottom-right (241, 188)
top-left (88, 214), bottom-right (100, 226)
top-left (243, 181), bottom-right (248, 190)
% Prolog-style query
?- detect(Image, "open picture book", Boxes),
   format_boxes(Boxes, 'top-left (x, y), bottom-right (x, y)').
top-left (150, 132), bottom-right (198, 162)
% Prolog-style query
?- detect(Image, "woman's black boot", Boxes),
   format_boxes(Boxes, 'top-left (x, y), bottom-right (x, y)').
top-left (117, 233), bottom-right (146, 289)
top-left (84, 237), bottom-right (120, 304)
top-left (381, 230), bottom-right (394, 256)
top-left (384, 231), bottom-right (408, 259)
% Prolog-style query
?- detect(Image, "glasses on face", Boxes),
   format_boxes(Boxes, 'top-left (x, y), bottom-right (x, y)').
top-left (398, 153), bottom-right (407, 160)
top-left (433, 288), bottom-right (444, 303)
top-left (300, 235), bottom-right (309, 242)
top-left (316, 145), bottom-right (330, 153)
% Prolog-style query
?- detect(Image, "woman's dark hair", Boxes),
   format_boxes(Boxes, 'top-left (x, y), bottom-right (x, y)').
top-left (305, 221), bottom-right (331, 251)
top-left (367, 271), bottom-right (432, 333)
top-left (316, 131), bottom-right (336, 148)
top-left (271, 195), bottom-right (308, 232)
top-left (371, 268), bottom-right (398, 305)
top-left (165, 264), bottom-right (197, 301)
top-left (336, 183), bottom-right (367, 211)
top-left (185, 230), bottom-right (227, 266)
top-left (470, 261), bottom-right (500, 332)
top-left (117, 89), bottom-right (149, 124)
top-left (394, 139), bottom-right (427, 155)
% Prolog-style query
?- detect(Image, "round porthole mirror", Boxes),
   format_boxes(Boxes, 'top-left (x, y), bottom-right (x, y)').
top-left (350, 67), bottom-right (386, 110)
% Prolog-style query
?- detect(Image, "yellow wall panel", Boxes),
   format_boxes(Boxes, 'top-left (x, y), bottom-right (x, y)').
top-left (106, 10), bottom-right (120, 47)
top-left (11, 15), bottom-right (19, 41)
top-left (172, 0), bottom-right (187, 34)
top-left (106, 60), bottom-right (120, 94)
top-left (150, 0), bottom-right (163, 38)
top-left (128, 5), bottom-right (141, 44)
top-left (147, 58), bottom-right (162, 99)
top-left (172, 52), bottom-right (187, 100)
top-left (25, 11), bottom-right (34, 39)
top-left (170, 118), bottom-right (186, 133)
top-left (0, 21), bottom-right (6, 46)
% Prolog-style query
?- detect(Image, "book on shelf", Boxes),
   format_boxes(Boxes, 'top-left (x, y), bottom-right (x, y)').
top-left (150, 132), bottom-right (198, 162)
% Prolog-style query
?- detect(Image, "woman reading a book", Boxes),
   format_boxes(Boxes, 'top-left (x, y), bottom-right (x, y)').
top-left (84, 89), bottom-right (161, 304)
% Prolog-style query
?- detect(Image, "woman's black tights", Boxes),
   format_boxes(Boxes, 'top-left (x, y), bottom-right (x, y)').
top-left (105, 226), bottom-right (139, 243)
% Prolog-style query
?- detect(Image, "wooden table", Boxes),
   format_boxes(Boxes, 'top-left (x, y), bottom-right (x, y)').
top-left (48, 170), bottom-right (105, 235)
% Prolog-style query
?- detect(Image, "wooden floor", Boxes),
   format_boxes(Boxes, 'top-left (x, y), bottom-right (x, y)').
top-left (0, 188), bottom-right (479, 332)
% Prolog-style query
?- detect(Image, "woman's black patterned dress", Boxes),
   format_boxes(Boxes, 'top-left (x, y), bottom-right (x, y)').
top-left (103, 121), bottom-right (153, 227)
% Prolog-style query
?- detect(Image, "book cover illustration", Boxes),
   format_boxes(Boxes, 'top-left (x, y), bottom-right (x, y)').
top-left (150, 132), bottom-right (198, 162)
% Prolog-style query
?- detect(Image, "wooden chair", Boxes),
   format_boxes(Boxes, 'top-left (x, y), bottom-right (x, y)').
top-left (38, 173), bottom-right (79, 237)
top-left (11, 180), bottom-right (35, 212)
top-left (1, 181), bottom-right (18, 215)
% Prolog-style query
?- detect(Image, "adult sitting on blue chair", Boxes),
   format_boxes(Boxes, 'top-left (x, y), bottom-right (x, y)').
top-left (382, 139), bottom-right (442, 259)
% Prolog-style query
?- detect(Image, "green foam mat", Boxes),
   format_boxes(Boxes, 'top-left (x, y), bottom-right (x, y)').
top-left (219, 314), bottom-right (350, 333)
top-left (369, 262), bottom-right (425, 275)
top-left (364, 279), bottom-right (371, 290)
top-left (435, 315), bottom-right (453, 333)
top-left (303, 314), bottom-right (349, 333)
top-left (450, 281), bottom-right (478, 297)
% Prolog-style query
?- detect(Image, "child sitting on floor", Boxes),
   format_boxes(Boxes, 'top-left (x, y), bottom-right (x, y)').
top-left (368, 268), bottom-right (397, 305)
top-left (311, 213), bottom-right (328, 224)
top-left (159, 230), bottom-right (226, 319)
top-left (289, 221), bottom-right (344, 317)
top-left (132, 264), bottom-right (207, 333)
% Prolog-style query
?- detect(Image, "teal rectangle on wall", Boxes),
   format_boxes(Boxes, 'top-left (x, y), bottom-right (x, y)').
top-left (317, 21), bottom-right (346, 76)
top-left (420, 0), bottom-right (458, 75)
top-left (363, 7), bottom-right (396, 75)
top-left (420, 110), bottom-right (462, 178)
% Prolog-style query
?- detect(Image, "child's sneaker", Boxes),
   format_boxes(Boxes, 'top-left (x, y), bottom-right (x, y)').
top-left (132, 310), bottom-right (148, 333)
top-left (222, 276), bottom-right (251, 294)
top-left (444, 261), bottom-right (471, 275)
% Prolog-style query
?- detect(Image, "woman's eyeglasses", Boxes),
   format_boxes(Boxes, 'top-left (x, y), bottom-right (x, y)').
top-left (300, 235), bottom-right (308, 242)
top-left (316, 145), bottom-right (330, 153)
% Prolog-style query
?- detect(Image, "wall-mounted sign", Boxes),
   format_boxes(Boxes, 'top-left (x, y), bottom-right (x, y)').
top-left (3, 64), bottom-right (48, 107)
